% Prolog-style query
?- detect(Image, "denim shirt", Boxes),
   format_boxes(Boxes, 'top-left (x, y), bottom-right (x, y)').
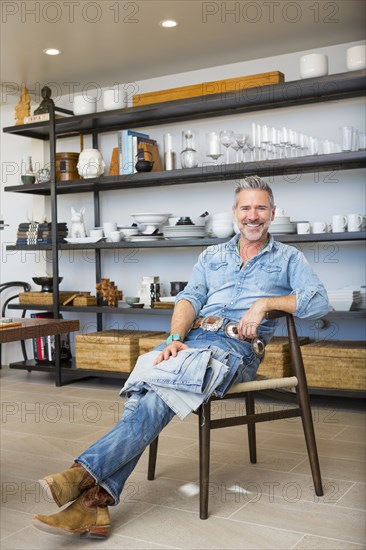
top-left (176, 233), bottom-right (329, 336)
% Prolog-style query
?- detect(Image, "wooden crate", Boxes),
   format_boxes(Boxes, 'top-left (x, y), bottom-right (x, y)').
top-left (139, 333), bottom-right (170, 355)
top-left (133, 71), bottom-right (285, 106)
top-left (301, 341), bottom-right (366, 390)
top-left (258, 336), bottom-right (310, 378)
top-left (75, 330), bottom-right (166, 372)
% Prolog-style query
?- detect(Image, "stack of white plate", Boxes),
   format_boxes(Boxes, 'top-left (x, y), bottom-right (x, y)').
top-left (270, 215), bottom-right (296, 234)
top-left (328, 288), bottom-right (363, 311)
top-left (163, 225), bottom-right (207, 239)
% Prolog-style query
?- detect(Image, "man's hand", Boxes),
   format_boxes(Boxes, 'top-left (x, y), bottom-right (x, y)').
top-left (238, 299), bottom-right (267, 339)
top-left (153, 341), bottom-right (189, 365)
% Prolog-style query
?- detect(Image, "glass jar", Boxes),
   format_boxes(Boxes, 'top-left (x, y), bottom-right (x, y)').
top-left (181, 130), bottom-right (198, 169)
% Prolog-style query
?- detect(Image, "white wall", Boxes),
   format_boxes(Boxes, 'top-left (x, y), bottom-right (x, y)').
top-left (1, 40), bottom-right (365, 363)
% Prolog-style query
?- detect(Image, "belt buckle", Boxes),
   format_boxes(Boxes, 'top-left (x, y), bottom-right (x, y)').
top-left (251, 337), bottom-right (265, 358)
top-left (201, 315), bottom-right (224, 332)
top-left (224, 321), bottom-right (240, 340)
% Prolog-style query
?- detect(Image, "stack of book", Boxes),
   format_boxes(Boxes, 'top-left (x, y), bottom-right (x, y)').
top-left (31, 312), bottom-right (72, 364)
top-left (16, 222), bottom-right (68, 245)
top-left (118, 130), bottom-right (162, 175)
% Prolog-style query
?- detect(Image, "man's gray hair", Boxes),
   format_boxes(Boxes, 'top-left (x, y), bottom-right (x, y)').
top-left (234, 176), bottom-right (275, 207)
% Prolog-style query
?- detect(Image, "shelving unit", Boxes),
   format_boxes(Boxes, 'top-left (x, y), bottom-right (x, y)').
top-left (3, 69), bottom-right (366, 387)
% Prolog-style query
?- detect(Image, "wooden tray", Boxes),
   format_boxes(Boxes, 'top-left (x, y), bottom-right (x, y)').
top-left (19, 291), bottom-right (83, 305)
top-left (133, 71), bottom-right (285, 106)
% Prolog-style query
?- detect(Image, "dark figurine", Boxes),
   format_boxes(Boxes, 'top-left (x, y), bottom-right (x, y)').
top-left (34, 86), bottom-right (54, 115)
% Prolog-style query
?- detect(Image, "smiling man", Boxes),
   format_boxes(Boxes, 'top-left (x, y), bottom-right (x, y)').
top-left (33, 176), bottom-right (329, 539)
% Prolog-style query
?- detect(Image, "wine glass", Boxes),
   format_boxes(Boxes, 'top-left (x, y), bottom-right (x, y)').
top-left (232, 133), bottom-right (249, 162)
top-left (219, 130), bottom-right (234, 164)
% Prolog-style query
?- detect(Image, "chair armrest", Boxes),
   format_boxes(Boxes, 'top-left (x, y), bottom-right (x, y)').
top-left (265, 310), bottom-right (289, 320)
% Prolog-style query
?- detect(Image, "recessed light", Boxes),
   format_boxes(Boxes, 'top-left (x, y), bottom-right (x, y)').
top-left (159, 19), bottom-right (178, 28)
top-left (43, 48), bottom-right (62, 56)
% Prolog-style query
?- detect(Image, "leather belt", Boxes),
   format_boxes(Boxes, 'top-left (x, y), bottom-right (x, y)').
top-left (191, 315), bottom-right (265, 357)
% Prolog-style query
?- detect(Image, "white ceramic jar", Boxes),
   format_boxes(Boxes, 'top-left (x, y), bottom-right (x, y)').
top-left (102, 88), bottom-right (127, 111)
top-left (346, 45), bottom-right (366, 71)
top-left (73, 94), bottom-right (97, 116)
top-left (77, 149), bottom-right (105, 179)
top-left (299, 54), bottom-right (328, 79)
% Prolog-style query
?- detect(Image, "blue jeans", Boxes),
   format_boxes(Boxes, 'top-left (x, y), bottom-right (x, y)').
top-left (76, 328), bottom-right (261, 504)
top-left (76, 389), bottom-right (175, 504)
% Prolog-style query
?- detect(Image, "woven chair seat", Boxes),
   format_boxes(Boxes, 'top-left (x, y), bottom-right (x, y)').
top-left (227, 375), bottom-right (298, 394)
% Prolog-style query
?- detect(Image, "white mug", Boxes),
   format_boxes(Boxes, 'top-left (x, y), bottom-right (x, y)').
top-left (332, 215), bottom-right (347, 233)
top-left (312, 221), bottom-right (327, 234)
top-left (347, 214), bottom-right (363, 232)
top-left (297, 222), bottom-right (310, 234)
top-left (299, 53), bottom-right (328, 79)
top-left (103, 222), bottom-right (117, 240)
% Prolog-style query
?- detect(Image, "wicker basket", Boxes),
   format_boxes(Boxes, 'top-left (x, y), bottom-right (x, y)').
top-left (139, 333), bottom-right (170, 355)
top-left (75, 330), bottom-right (166, 372)
top-left (301, 341), bottom-right (366, 390)
top-left (258, 336), bottom-right (310, 378)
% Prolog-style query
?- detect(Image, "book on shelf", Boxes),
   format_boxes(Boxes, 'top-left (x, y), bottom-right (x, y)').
top-left (30, 312), bottom-right (72, 365)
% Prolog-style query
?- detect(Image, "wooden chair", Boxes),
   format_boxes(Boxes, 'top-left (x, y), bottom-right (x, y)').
top-left (147, 311), bottom-right (323, 519)
top-left (0, 281), bottom-right (31, 367)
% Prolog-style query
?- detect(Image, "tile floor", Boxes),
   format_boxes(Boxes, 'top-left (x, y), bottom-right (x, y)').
top-left (0, 365), bottom-right (365, 549)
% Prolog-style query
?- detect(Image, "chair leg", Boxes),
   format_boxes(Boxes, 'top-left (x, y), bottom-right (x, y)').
top-left (147, 437), bottom-right (159, 481)
top-left (287, 316), bottom-right (323, 496)
top-left (245, 393), bottom-right (257, 464)
top-left (198, 401), bottom-right (211, 520)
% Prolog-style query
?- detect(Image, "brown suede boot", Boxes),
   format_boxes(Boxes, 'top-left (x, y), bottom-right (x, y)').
top-left (38, 463), bottom-right (95, 508)
top-left (33, 486), bottom-right (114, 538)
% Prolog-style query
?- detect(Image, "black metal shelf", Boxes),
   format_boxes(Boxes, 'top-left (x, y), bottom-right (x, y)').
top-left (8, 360), bottom-right (129, 382)
top-left (7, 303), bottom-right (365, 319)
top-left (4, 151), bottom-right (365, 196)
top-left (5, 231), bottom-right (366, 252)
top-left (3, 70), bottom-right (365, 140)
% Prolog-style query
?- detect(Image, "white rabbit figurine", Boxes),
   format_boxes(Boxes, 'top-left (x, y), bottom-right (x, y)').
top-left (70, 207), bottom-right (86, 238)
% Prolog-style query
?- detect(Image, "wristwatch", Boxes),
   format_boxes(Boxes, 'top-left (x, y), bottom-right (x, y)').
top-left (166, 333), bottom-right (182, 345)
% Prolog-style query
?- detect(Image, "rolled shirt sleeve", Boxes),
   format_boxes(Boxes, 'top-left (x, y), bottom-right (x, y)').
top-left (289, 250), bottom-right (329, 319)
top-left (175, 251), bottom-right (209, 316)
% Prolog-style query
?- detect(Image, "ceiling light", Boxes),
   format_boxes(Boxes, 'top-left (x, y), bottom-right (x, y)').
top-left (159, 19), bottom-right (178, 28)
top-left (43, 48), bottom-right (62, 56)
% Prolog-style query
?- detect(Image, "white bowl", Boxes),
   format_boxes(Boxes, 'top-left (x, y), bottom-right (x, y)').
top-left (346, 45), bottom-right (366, 71)
top-left (212, 227), bottom-right (234, 238)
top-left (73, 95), bottom-right (97, 115)
top-left (299, 53), bottom-right (328, 79)
top-left (131, 213), bottom-right (172, 225)
top-left (119, 227), bottom-right (139, 236)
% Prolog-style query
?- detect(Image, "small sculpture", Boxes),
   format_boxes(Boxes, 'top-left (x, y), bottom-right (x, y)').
top-left (70, 207), bottom-right (86, 238)
top-left (15, 84), bottom-right (31, 125)
top-left (77, 148), bottom-right (106, 179)
top-left (96, 278), bottom-right (123, 307)
top-left (34, 86), bottom-right (54, 115)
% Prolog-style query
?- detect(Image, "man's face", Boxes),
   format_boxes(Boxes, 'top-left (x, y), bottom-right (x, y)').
top-left (233, 189), bottom-right (275, 242)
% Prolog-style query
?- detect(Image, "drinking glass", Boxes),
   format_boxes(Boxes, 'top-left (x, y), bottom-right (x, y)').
top-left (206, 132), bottom-right (223, 165)
top-left (219, 130), bottom-right (234, 164)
